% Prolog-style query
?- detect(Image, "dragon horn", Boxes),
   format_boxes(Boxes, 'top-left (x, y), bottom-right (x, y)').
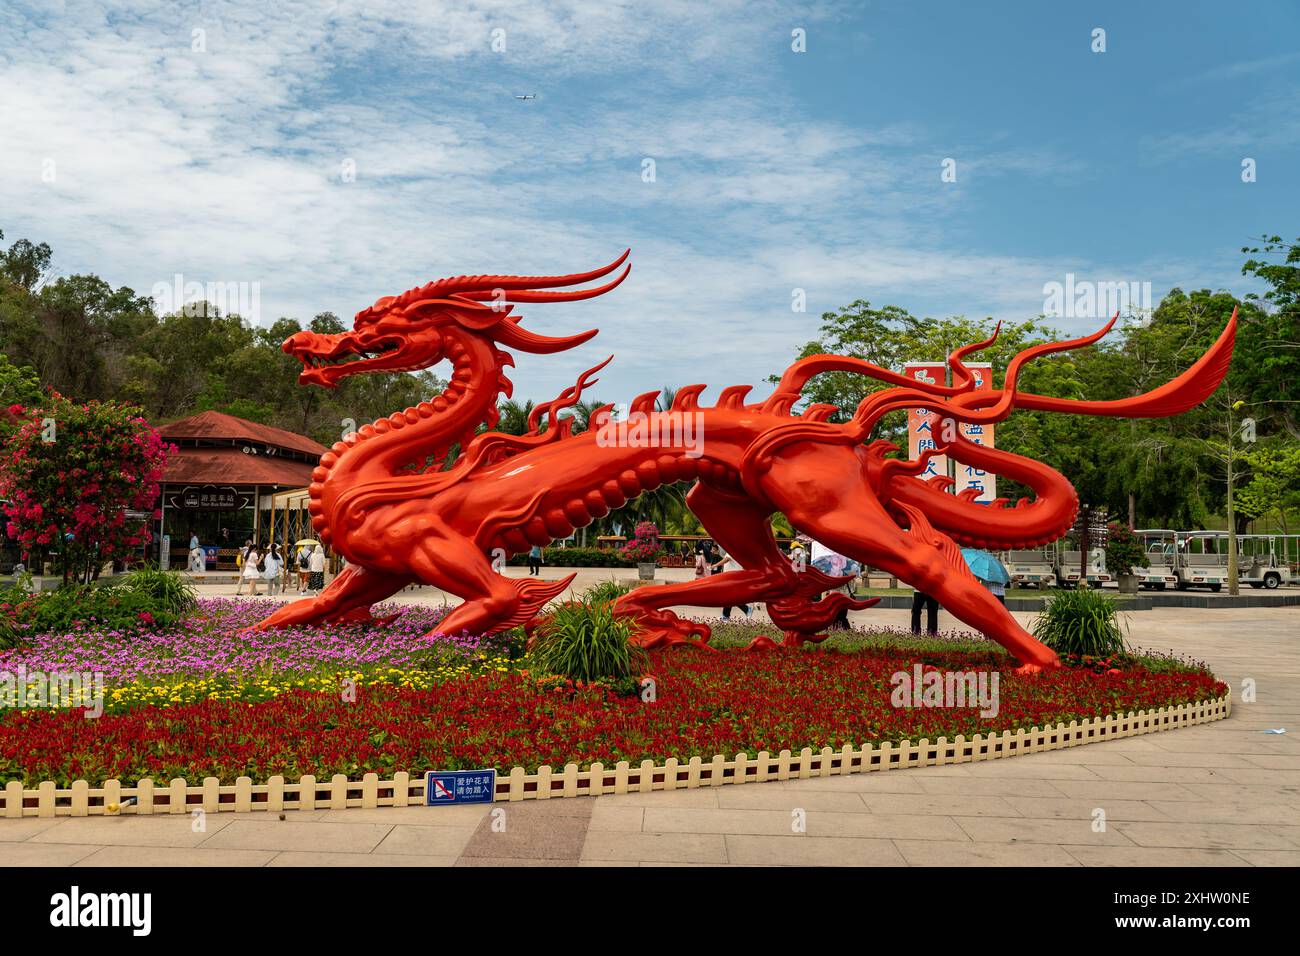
top-left (410, 250), bottom-right (631, 303)
top-left (945, 313), bottom-right (1120, 420)
top-left (455, 262), bottom-right (631, 303)
top-left (492, 322), bottom-right (599, 354)
top-left (1009, 308), bottom-right (1238, 418)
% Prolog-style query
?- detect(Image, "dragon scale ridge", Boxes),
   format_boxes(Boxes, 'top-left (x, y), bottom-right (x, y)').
top-left (257, 250), bottom-right (1238, 672)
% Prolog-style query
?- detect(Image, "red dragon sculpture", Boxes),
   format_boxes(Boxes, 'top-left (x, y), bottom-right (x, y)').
top-left (256, 251), bottom-right (1237, 672)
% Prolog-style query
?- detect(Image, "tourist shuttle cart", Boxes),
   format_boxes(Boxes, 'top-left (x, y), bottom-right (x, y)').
top-left (1003, 548), bottom-right (1057, 589)
top-left (1050, 538), bottom-right (1112, 588)
top-left (1237, 534), bottom-right (1294, 589)
top-left (1184, 532), bottom-right (1294, 590)
top-left (1168, 532), bottom-right (1227, 592)
top-left (1134, 529), bottom-right (1180, 590)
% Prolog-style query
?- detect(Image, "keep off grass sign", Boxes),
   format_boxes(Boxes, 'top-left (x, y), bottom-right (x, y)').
top-left (425, 769), bottom-right (497, 805)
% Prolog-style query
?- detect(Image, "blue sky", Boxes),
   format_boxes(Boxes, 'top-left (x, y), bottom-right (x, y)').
top-left (1, 0), bottom-right (1296, 402)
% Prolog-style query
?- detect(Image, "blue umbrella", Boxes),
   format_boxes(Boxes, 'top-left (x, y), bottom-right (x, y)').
top-left (812, 553), bottom-right (861, 578)
top-left (961, 548), bottom-right (1010, 585)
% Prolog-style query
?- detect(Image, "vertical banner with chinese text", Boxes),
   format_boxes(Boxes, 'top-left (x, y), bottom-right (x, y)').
top-left (954, 361), bottom-right (996, 502)
top-left (903, 362), bottom-right (949, 486)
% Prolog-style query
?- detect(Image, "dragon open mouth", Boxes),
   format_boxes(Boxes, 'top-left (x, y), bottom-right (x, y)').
top-left (302, 341), bottom-right (400, 369)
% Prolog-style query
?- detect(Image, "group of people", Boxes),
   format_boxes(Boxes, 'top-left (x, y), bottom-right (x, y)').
top-left (235, 540), bottom-right (327, 596)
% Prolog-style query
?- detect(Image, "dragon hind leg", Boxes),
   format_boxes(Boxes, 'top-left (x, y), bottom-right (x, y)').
top-left (758, 442), bottom-right (1061, 671)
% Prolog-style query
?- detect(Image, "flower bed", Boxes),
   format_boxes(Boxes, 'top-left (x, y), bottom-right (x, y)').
top-left (0, 600), bottom-right (1227, 787)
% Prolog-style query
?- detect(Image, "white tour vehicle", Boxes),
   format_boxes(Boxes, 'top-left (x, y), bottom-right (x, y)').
top-left (1003, 549), bottom-right (1057, 589)
top-left (1133, 529), bottom-right (1180, 590)
top-left (1182, 531), bottom-right (1296, 590)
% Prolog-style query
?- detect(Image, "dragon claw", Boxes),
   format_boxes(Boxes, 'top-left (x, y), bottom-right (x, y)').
top-left (1013, 656), bottom-right (1062, 675)
top-left (621, 607), bottom-right (714, 651)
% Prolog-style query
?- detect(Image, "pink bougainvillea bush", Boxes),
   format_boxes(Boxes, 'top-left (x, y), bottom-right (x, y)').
top-left (621, 520), bottom-right (665, 564)
top-left (0, 394), bottom-right (173, 581)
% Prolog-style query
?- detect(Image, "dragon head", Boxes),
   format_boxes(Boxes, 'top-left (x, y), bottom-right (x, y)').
top-left (284, 250), bottom-right (630, 387)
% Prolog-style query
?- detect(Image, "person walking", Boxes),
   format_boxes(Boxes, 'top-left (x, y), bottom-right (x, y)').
top-left (984, 578), bottom-right (1006, 606)
top-left (910, 589), bottom-right (940, 635)
top-left (711, 547), bottom-right (752, 620)
top-left (527, 544), bottom-right (543, 576)
top-left (307, 545), bottom-right (326, 595)
top-left (701, 543), bottom-right (717, 573)
top-left (234, 539), bottom-right (253, 594)
top-left (240, 544), bottom-right (262, 596)
top-left (263, 545), bottom-right (282, 595)
top-left (297, 546), bottom-right (311, 592)
top-left (693, 547), bottom-right (708, 579)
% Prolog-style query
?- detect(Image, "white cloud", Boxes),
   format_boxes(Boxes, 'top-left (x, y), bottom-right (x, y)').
top-left (0, 0), bottom-right (1244, 405)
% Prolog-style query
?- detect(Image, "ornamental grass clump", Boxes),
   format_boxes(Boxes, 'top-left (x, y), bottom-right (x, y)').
top-left (118, 566), bottom-right (197, 618)
top-left (583, 579), bottom-right (633, 607)
top-left (528, 599), bottom-right (647, 684)
top-left (1032, 586), bottom-right (1127, 658)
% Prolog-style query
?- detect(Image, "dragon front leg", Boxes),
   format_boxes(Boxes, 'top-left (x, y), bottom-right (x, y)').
top-left (389, 517), bottom-right (577, 639)
top-left (764, 566), bottom-right (881, 647)
top-left (254, 564), bottom-right (412, 630)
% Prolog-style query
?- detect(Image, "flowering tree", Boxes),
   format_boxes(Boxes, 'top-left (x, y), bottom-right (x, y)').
top-left (620, 521), bottom-right (665, 564)
top-left (0, 394), bottom-right (173, 583)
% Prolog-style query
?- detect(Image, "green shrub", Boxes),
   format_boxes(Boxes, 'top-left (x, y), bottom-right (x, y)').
top-left (0, 569), bottom-right (195, 647)
top-left (1032, 587), bottom-right (1127, 657)
top-left (118, 565), bottom-right (197, 617)
top-left (528, 599), bottom-right (647, 684)
top-left (507, 547), bottom-right (633, 568)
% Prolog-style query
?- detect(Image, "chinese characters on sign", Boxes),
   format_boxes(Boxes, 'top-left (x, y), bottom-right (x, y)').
top-left (166, 485), bottom-right (253, 511)
top-left (903, 362), bottom-right (949, 484)
top-left (425, 769), bottom-right (497, 805)
top-left (903, 361), bottom-right (997, 501)
top-left (954, 362), bottom-right (997, 503)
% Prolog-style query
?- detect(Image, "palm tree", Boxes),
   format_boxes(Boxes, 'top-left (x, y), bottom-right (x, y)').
top-left (495, 398), bottom-right (535, 436)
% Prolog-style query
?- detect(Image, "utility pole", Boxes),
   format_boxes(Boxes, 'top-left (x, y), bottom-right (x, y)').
top-left (1226, 401), bottom-right (1242, 596)
top-left (1074, 504), bottom-right (1109, 587)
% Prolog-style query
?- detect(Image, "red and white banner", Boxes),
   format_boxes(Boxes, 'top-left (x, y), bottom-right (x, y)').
top-left (903, 362), bottom-right (949, 486)
top-left (954, 361), bottom-right (996, 503)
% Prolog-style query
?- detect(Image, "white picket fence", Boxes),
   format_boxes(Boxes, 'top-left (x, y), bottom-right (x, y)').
top-left (0, 692), bottom-right (1230, 819)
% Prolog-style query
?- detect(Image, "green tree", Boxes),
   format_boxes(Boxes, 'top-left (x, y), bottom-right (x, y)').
top-left (1241, 235), bottom-right (1300, 439)
top-left (1236, 441), bottom-right (1300, 532)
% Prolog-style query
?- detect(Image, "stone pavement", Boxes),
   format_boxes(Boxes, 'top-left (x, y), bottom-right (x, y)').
top-left (2, 594), bottom-right (1296, 866)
